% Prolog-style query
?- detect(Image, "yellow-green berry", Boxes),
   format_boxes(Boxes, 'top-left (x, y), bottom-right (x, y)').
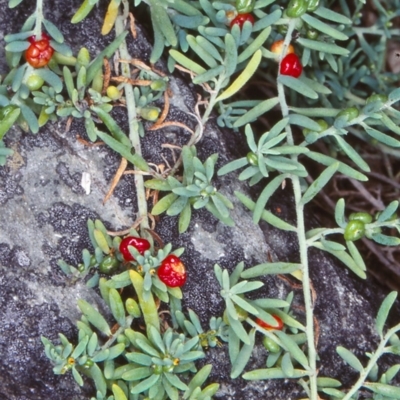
top-left (26, 75), bottom-right (45, 91)
top-left (106, 85), bottom-right (121, 100)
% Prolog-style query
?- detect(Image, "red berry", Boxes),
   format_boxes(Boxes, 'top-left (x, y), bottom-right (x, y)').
top-left (157, 255), bottom-right (187, 287)
top-left (119, 236), bottom-right (151, 262)
top-left (230, 13), bottom-right (255, 29)
top-left (25, 34), bottom-right (54, 68)
top-left (280, 53), bottom-right (303, 78)
top-left (255, 315), bottom-right (284, 331)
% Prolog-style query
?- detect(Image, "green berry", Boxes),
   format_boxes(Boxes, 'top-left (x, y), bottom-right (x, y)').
top-left (83, 359), bottom-right (94, 369)
top-left (366, 94), bottom-right (388, 104)
top-left (286, 0), bottom-right (307, 18)
top-left (246, 152), bottom-right (258, 166)
top-left (306, 28), bottom-right (319, 40)
top-left (99, 255), bottom-right (119, 274)
top-left (153, 364), bottom-right (163, 375)
top-left (90, 255), bottom-right (97, 266)
top-left (26, 75), bottom-right (44, 91)
top-left (236, 0), bottom-right (256, 14)
top-left (0, 105), bottom-right (18, 121)
top-left (303, 119), bottom-right (328, 136)
top-left (336, 107), bottom-right (359, 122)
top-left (77, 263), bottom-right (85, 273)
top-left (263, 336), bottom-right (281, 353)
top-left (305, 0), bottom-right (319, 11)
top-left (349, 212), bottom-right (373, 224)
top-left (344, 220), bottom-right (365, 241)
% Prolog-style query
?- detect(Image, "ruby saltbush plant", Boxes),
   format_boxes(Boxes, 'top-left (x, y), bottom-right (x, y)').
top-left (2, 0), bottom-right (400, 399)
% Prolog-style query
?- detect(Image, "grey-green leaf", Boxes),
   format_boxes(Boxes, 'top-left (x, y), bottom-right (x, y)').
top-left (77, 299), bottom-right (111, 335)
top-left (297, 38), bottom-right (350, 55)
top-left (275, 331), bottom-right (309, 368)
top-left (279, 75), bottom-right (318, 99)
top-left (301, 13), bottom-right (348, 41)
top-left (243, 367), bottom-right (308, 380)
top-left (376, 291), bottom-right (397, 337)
top-left (109, 288), bottom-right (126, 327)
top-left (241, 262), bottom-right (303, 278)
top-left (234, 97), bottom-right (279, 127)
top-left (363, 382), bottom-right (400, 398)
top-left (230, 329), bottom-right (256, 379)
top-left (336, 346), bottom-right (364, 372)
top-left (253, 174), bottom-right (287, 223)
top-left (300, 162), bottom-right (339, 205)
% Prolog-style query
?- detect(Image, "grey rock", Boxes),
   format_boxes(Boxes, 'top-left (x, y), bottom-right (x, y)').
top-left (0, 1), bottom-right (398, 400)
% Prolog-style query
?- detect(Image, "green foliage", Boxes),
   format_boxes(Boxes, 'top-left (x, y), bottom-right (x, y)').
top-left (145, 145), bottom-right (234, 232)
top-left (59, 219), bottom-right (185, 303)
top-left (44, 219), bottom-right (221, 400)
top-left (42, 294), bottom-right (218, 400)
top-left (213, 262), bottom-right (307, 379)
top-left (3, 0), bottom-right (400, 399)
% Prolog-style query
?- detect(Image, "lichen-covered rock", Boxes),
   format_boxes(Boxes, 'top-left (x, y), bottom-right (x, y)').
top-left (0, 1), bottom-right (398, 399)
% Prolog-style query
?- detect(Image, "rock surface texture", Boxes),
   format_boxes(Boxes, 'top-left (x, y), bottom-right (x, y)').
top-left (0, 1), bottom-right (398, 400)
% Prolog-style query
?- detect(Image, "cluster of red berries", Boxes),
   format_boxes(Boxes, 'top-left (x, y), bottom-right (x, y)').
top-left (119, 236), bottom-right (187, 288)
top-left (25, 33), bottom-right (54, 68)
top-left (271, 39), bottom-right (303, 78)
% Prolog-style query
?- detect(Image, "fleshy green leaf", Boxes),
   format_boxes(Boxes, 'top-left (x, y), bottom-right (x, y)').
top-left (275, 331), bottom-right (309, 368)
top-left (112, 384), bottom-right (128, 400)
top-left (363, 382), bottom-right (400, 398)
top-left (278, 75), bottom-right (318, 99)
top-left (109, 288), bottom-right (126, 327)
top-left (377, 201), bottom-right (399, 222)
top-left (243, 367), bottom-right (308, 380)
top-left (300, 162), bottom-right (339, 205)
top-left (253, 174), bottom-right (287, 223)
top-left (241, 262), bottom-right (303, 278)
top-left (169, 50), bottom-right (206, 75)
top-left (312, 242), bottom-right (366, 279)
top-left (336, 346), bottom-right (364, 372)
top-left (301, 13), bottom-right (348, 41)
top-left (234, 97), bottom-right (279, 127)
top-left (77, 300), bottom-right (111, 335)
top-left (184, 364), bottom-right (213, 399)
top-left (230, 329), bottom-right (256, 379)
top-left (365, 126), bottom-right (400, 147)
top-left (306, 151), bottom-right (367, 181)
top-left (376, 291), bottom-right (397, 337)
top-left (216, 50), bottom-right (262, 102)
top-left (297, 37), bottom-right (350, 55)
top-left (235, 191), bottom-right (296, 232)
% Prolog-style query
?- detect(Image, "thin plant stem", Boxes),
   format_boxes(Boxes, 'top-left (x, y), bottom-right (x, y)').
top-left (279, 18), bottom-right (318, 399)
top-left (115, 0), bottom-right (149, 235)
top-left (168, 75), bottom-right (224, 176)
top-left (33, 0), bottom-right (44, 38)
